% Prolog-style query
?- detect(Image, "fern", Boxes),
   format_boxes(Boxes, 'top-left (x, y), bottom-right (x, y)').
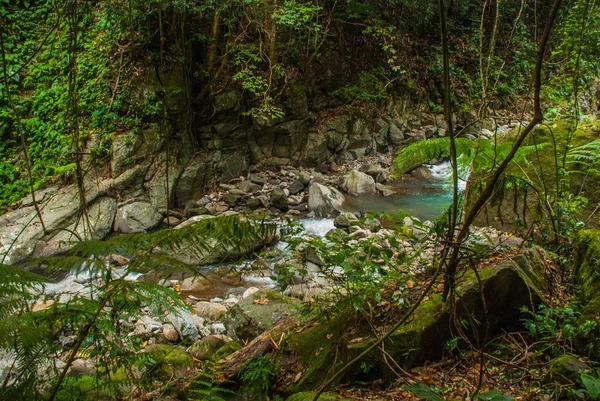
top-left (566, 138), bottom-right (600, 171)
top-left (392, 137), bottom-right (475, 176)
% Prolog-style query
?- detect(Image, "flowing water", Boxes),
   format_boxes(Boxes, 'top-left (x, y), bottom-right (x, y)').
top-left (342, 161), bottom-right (465, 221)
top-left (46, 162), bottom-right (462, 300)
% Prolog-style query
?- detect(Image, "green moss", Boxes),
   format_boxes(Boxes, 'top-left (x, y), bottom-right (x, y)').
top-left (146, 344), bottom-right (193, 379)
top-left (546, 354), bottom-right (590, 385)
top-left (211, 340), bottom-right (242, 361)
top-left (54, 376), bottom-right (120, 401)
top-left (285, 391), bottom-right (348, 401)
top-left (284, 312), bottom-right (354, 392)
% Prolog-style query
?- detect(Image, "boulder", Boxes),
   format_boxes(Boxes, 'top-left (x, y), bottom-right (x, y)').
top-left (238, 180), bottom-right (262, 194)
top-left (546, 355), bottom-right (589, 385)
top-left (574, 230), bottom-right (600, 356)
top-left (162, 324), bottom-right (180, 342)
top-left (145, 344), bottom-right (193, 379)
top-left (187, 335), bottom-right (228, 360)
top-left (364, 164), bottom-right (388, 183)
top-left (334, 212), bottom-right (359, 229)
top-left (271, 188), bottom-right (289, 211)
top-left (114, 201), bottom-right (162, 233)
top-left (375, 183), bottom-right (397, 197)
top-left (288, 179), bottom-right (305, 195)
top-left (195, 301), bottom-right (228, 321)
top-left (339, 170), bottom-right (376, 195)
top-left (308, 183), bottom-right (345, 218)
top-left (111, 133), bottom-right (141, 177)
top-left (222, 193), bottom-right (242, 207)
top-left (285, 253), bottom-right (545, 392)
top-left (180, 276), bottom-right (211, 292)
top-left (222, 289), bottom-right (301, 341)
top-left (166, 308), bottom-right (200, 343)
top-left (410, 166), bottom-right (434, 181)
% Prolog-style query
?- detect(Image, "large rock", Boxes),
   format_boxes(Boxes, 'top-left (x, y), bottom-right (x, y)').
top-left (187, 335), bottom-right (228, 360)
top-left (222, 289), bottom-right (300, 341)
top-left (339, 170), bottom-right (376, 195)
top-left (175, 158), bottom-right (215, 208)
top-left (166, 308), bottom-right (200, 343)
top-left (195, 301), bottom-right (228, 321)
top-left (308, 183), bottom-right (345, 218)
top-left (111, 133), bottom-right (141, 177)
top-left (574, 230), bottom-right (600, 356)
top-left (285, 252), bottom-right (545, 392)
top-left (114, 201), bottom-right (162, 233)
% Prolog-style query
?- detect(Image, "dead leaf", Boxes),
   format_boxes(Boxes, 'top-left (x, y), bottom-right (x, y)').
top-left (253, 298), bottom-right (270, 305)
top-left (406, 279), bottom-right (415, 289)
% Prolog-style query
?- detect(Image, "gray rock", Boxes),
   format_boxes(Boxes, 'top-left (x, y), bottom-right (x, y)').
top-left (375, 183), bottom-right (397, 197)
top-left (222, 289), bottom-right (300, 341)
top-left (195, 301), bottom-right (228, 321)
top-left (238, 180), bottom-right (262, 194)
top-left (245, 198), bottom-right (262, 209)
top-left (339, 170), bottom-right (376, 195)
top-left (166, 309), bottom-right (200, 343)
top-left (270, 188), bottom-right (289, 211)
top-left (298, 171), bottom-right (311, 186)
top-left (365, 164), bottom-right (388, 183)
top-left (308, 183), bottom-right (345, 218)
top-left (180, 276), bottom-right (211, 292)
top-left (249, 174), bottom-right (267, 185)
top-left (222, 193), bottom-right (242, 207)
top-left (162, 324), bottom-right (180, 342)
top-left (114, 201), bottom-right (162, 233)
top-left (175, 159), bottom-right (214, 207)
top-left (334, 212), bottom-right (359, 228)
top-left (288, 179), bottom-right (305, 195)
top-left (410, 166), bottom-right (434, 180)
top-left (111, 133), bottom-right (141, 177)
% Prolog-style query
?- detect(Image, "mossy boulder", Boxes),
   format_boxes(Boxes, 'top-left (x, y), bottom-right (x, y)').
top-left (146, 344), bottom-right (193, 379)
top-left (222, 289), bottom-right (301, 341)
top-left (285, 392), bottom-right (349, 401)
top-left (546, 355), bottom-right (590, 385)
top-left (187, 336), bottom-right (228, 360)
top-left (283, 252), bottom-right (545, 391)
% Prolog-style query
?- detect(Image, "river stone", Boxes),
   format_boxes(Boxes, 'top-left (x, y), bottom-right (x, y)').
top-left (365, 164), bottom-right (388, 183)
top-left (410, 166), bottom-right (434, 180)
top-left (222, 193), bottom-right (242, 207)
top-left (308, 183), bottom-right (345, 218)
top-left (187, 335), bottom-right (228, 360)
top-left (195, 301), bottom-right (228, 321)
top-left (375, 183), bottom-right (396, 196)
top-left (298, 171), bottom-right (311, 185)
top-left (166, 309), bottom-right (199, 343)
top-left (162, 324), bottom-right (180, 342)
top-left (250, 174), bottom-right (267, 185)
top-left (245, 198), bottom-right (262, 209)
top-left (180, 276), bottom-right (211, 292)
top-left (238, 180), bottom-right (262, 194)
top-left (288, 179), bottom-right (305, 195)
top-left (339, 170), bottom-right (376, 195)
top-left (222, 289), bottom-right (301, 341)
top-left (334, 212), bottom-right (359, 228)
top-left (271, 188), bottom-right (289, 211)
top-left (114, 201), bottom-right (162, 233)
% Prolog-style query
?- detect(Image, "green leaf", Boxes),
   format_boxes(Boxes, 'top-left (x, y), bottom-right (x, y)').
top-left (582, 374), bottom-right (600, 399)
top-left (474, 389), bottom-right (514, 401)
top-left (335, 251), bottom-right (346, 264)
top-left (405, 383), bottom-right (446, 401)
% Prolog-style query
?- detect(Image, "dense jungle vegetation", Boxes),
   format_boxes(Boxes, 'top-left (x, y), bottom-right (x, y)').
top-left (1, 0), bottom-right (600, 400)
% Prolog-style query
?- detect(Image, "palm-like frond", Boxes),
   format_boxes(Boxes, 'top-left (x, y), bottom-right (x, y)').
top-left (566, 138), bottom-right (600, 169)
top-left (392, 137), bottom-right (475, 175)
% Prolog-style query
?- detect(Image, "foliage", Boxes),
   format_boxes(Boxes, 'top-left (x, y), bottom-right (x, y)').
top-left (239, 353), bottom-right (280, 392)
top-left (521, 304), bottom-right (598, 357)
top-left (0, 213), bottom-right (277, 399)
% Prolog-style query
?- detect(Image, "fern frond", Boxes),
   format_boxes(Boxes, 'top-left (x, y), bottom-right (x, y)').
top-left (393, 137), bottom-right (475, 175)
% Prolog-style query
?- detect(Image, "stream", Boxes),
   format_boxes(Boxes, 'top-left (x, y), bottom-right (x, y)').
top-left (45, 162), bottom-right (462, 302)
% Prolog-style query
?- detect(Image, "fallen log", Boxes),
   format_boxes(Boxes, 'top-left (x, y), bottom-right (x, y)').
top-left (216, 316), bottom-right (299, 377)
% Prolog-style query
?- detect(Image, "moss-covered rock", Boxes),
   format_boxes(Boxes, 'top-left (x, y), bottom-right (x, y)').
top-left (188, 336), bottom-right (228, 360)
top-left (285, 391), bottom-right (349, 401)
top-left (223, 289), bottom-right (301, 341)
top-left (212, 340), bottom-right (243, 361)
top-left (546, 355), bottom-right (590, 385)
top-left (146, 344), bottom-right (193, 379)
top-left (283, 252), bottom-right (545, 391)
